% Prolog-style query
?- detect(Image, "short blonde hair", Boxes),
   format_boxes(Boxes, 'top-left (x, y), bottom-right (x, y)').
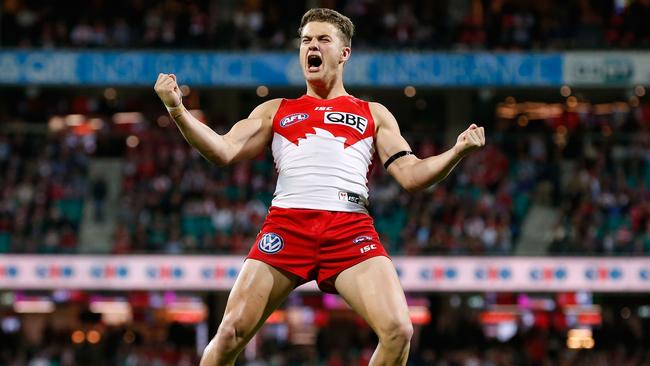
top-left (298, 8), bottom-right (355, 47)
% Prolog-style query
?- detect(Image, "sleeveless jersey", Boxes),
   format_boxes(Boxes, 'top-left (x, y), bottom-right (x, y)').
top-left (270, 95), bottom-right (376, 213)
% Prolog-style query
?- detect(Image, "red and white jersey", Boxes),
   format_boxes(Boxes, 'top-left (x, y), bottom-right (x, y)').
top-left (270, 95), bottom-right (376, 213)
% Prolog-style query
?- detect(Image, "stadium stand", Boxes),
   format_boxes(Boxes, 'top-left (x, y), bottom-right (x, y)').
top-left (2, 0), bottom-right (650, 50)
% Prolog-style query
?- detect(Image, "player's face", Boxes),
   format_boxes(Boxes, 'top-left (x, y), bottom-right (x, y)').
top-left (299, 22), bottom-right (350, 83)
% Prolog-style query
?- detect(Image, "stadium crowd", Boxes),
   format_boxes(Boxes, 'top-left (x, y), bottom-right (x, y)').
top-left (103, 97), bottom-right (638, 258)
top-left (0, 132), bottom-right (90, 254)
top-left (2, 0), bottom-right (650, 50)
top-left (546, 98), bottom-right (650, 255)
top-left (1, 91), bottom-right (649, 256)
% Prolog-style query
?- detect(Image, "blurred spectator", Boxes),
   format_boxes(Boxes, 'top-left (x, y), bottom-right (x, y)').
top-left (91, 176), bottom-right (108, 222)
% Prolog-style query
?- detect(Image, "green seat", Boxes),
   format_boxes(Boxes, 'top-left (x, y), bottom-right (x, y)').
top-left (182, 215), bottom-right (217, 240)
top-left (0, 233), bottom-right (10, 252)
top-left (56, 199), bottom-right (84, 224)
top-left (513, 193), bottom-right (530, 220)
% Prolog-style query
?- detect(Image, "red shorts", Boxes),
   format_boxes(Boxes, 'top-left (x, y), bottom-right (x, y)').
top-left (247, 206), bottom-right (389, 293)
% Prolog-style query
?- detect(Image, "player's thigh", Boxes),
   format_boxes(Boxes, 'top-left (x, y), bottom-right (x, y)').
top-left (221, 258), bottom-right (297, 333)
top-left (334, 256), bottom-right (410, 335)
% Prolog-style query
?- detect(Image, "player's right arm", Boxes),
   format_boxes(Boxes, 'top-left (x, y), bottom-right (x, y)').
top-left (154, 73), bottom-right (280, 166)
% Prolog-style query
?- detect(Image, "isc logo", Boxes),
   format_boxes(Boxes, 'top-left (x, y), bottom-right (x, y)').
top-left (324, 112), bottom-right (368, 134)
top-left (359, 244), bottom-right (377, 254)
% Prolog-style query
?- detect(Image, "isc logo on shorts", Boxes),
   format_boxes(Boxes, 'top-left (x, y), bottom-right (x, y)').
top-left (360, 244), bottom-right (377, 254)
top-left (324, 112), bottom-right (368, 134)
top-left (258, 233), bottom-right (284, 254)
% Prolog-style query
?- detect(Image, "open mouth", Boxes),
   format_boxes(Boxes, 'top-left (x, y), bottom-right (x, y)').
top-left (307, 55), bottom-right (323, 72)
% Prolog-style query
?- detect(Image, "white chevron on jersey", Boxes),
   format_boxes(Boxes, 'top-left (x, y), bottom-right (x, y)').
top-left (271, 127), bottom-right (374, 213)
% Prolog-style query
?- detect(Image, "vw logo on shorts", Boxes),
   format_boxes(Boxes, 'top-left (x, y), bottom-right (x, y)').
top-left (258, 233), bottom-right (284, 254)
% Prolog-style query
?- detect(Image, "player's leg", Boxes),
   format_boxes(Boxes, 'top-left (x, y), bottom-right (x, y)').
top-left (334, 256), bottom-right (412, 366)
top-left (199, 259), bottom-right (297, 366)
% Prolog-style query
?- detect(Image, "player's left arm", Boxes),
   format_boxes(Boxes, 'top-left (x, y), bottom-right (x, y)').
top-left (371, 102), bottom-right (485, 193)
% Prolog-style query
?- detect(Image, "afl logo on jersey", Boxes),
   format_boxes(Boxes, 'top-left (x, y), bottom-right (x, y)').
top-left (280, 113), bottom-right (309, 127)
top-left (258, 233), bottom-right (284, 254)
top-left (324, 112), bottom-right (368, 133)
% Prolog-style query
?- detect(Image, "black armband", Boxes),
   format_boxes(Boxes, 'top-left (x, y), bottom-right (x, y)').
top-left (383, 150), bottom-right (413, 169)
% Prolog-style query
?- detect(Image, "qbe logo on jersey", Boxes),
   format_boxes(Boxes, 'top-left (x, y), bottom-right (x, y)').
top-left (324, 112), bottom-right (368, 134)
top-left (258, 233), bottom-right (284, 254)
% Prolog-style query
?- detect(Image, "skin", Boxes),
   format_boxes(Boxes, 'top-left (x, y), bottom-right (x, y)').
top-left (155, 19), bottom-right (485, 366)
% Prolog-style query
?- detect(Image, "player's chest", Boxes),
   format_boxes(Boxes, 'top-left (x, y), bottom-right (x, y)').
top-left (274, 106), bottom-right (374, 145)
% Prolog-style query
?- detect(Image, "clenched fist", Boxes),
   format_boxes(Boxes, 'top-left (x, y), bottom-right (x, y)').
top-left (154, 73), bottom-right (183, 108)
top-left (454, 124), bottom-right (485, 157)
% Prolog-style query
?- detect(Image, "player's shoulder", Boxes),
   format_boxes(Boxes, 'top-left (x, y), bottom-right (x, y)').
top-left (248, 98), bottom-right (284, 119)
top-left (368, 101), bottom-right (390, 115)
top-left (256, 98), bottom-right (284, 112)
top-left (367, 101), bottom-right (396, 127)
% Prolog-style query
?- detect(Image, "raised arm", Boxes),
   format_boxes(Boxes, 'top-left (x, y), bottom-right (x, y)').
top-left (154, 73), bottom-right (280, 166)
top-left (372, 102), bottom-right (485, 193)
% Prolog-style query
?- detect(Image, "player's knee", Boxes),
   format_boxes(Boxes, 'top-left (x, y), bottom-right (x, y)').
top-left (214, 318), bottom-right (248, 350)
top-left (199, 319), bottom-right (250, 366)
top-left (215, 322), bottom-right (237, 346)
top-left (378, 319), bottom-right (413, 350)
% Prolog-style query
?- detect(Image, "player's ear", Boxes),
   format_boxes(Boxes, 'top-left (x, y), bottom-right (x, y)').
top-left (340, 46), bottom-right (351, 64)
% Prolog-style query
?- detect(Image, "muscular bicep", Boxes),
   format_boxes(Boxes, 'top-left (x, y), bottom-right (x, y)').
top-left (373, 103), bottom-right (467, 192)
top-left (221, 99), bottom-right (281, 164)
top-left (373, 103), bottom-right (418, 168)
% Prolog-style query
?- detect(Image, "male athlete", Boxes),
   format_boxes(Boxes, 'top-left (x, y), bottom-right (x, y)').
top-left (155, 8), bottom-right (485, 366)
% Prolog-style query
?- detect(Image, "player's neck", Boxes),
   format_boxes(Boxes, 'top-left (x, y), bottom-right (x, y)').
top-left (305, 78), bottom-right (348, 100)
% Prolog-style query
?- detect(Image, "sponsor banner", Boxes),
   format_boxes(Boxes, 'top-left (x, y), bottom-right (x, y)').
top-left (395, 257), bottom-right (649, 292)
top-left (0, 51), bottom-right (562, 87)
top-left (0, 256), bottom-right (649, 292)
top-left (564, 52), bottom-right (650, 86)
top-left (0, 255), bottom-right (248, 291)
